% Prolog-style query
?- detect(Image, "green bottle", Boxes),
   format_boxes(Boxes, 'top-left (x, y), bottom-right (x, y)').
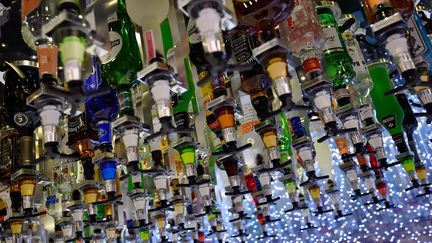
top-left (101, 0), bottom-right (143, 116)
top-left (317, 6), bottom-right (354, 105)
top-left (279, 113), bottom-right (293, 163)
top-left (368, 62), bottom-right (408, 153)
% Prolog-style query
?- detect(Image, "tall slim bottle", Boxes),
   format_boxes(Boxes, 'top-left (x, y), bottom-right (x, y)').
top-left (362, 0), bottom-right (416, 82)
top-left (101, 0), bottom-right (143, 116)
top-left (317, 6), bottom-right (354, 106)
top-left (368, 62), bottom-right (417, 184)
top-left (233, 0), bottom-right (294, 38)
top-left (0, 0), bottom-right (36, 62)
top-left (86, 56), bottom-right (119, 151)
top-left (408, 8), bottom-right (432, 114)
top-left (229, 28), bottom-right (270, 120)
top-left (3, 62), bottom-right (40, 168)
top-left (369, 63), bottom-right (405, 151)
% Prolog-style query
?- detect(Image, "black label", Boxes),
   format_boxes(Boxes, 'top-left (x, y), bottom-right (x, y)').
top-left (229, 29), bottom-right (260, 64)
top-left (174, 112), bottom-right (189, 130)
top-left (381, 115), bottom-right (396, 130)
top-left (0, 137), bottom-right (12, 169)
top-left (68, 114), bottom-right (85, 136)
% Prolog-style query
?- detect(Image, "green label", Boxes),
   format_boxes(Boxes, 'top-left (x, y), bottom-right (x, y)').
top-left (118, 91), bottom-right (133, 112)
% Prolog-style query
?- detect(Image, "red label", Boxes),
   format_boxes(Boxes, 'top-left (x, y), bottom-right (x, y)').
top-left (240, 120), bottom-right (260, 136)
top-left (303, 57), bottom-right (321, 74)
top-left (145, 30), bottom-right (156, 61)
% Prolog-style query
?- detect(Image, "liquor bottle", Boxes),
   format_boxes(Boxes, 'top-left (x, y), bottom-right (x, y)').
top-left (229, 28), bottom-right (270, 120)
top-left (362, 0), bottom-right (416, 82)
top-left (368, 62), bottom-right (407, 153)
top-left (233, 0), bottom-right (293, 40)
top-left (342, 31), bottom-right (373, 109)
top-left (0, 102), bottom-right (18, 190)
top-left (67, 112), bottom-right (98, 156)
top-left (286, 0), bottom-right (324, 73)
top-left (234, 1), bottom-right (296, 108)
top-left (317, 5), bottom-right (354, 106)
top-left (10, 181), bottom-right (21, 213)
top-left (67, 111), bottom-right (98, 179)
top-left (408, 8), bottom-right (432, 114)
top-left (395, 92), bottom-right (421, 163)
top-left (0, 0), bottom-right (36, 62)
top-left (45, 183), bottom-right (62, 222)
top-left (3, 61), bottom-right (40, 167)
top-left (21, 0), bottom-right (56, 51)
top-left (186, 17), bottom-right (232, 72)
top-left (47, 0), bottom-right (89, 91)
top-left (362, 0), bottom-right (414, 24)
top-left (368, 61), bottom-right (419, 189)
top-left (101, 0), bottom-right (143, 116)
top-left (279, 113), bottom-right (293, 164)
top-left (86, 56), bottom-right (119, 151)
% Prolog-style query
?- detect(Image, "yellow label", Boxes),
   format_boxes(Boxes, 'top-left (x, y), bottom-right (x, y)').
top-left (199, 72), bottom-right (214, 115)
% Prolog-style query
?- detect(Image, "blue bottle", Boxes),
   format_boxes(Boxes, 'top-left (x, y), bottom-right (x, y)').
top-left (408, 9), bottom-right (432, 73)
top-left (86, 56), bottom-right (119, 151)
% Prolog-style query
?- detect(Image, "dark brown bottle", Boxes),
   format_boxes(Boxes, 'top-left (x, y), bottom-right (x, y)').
top-left (0, 0), bottom-right (36, 63)
top-left (233, 0), bottom-right (294, 41)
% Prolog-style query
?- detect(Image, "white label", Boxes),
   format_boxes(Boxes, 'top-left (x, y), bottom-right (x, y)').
top-left (100, 31), bottom-right (122, 64)
top-left (408, 16), bottom-right (427, 57)
top-left (347, 45), bottom-right (368, 74)
top-left (322, 27), bottom-right (343, 52)
top-left (187, 18), bottom-right (201, 44)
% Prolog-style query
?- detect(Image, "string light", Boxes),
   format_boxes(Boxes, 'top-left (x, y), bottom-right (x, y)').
top-left (211, 93), bottom-right (431, 241)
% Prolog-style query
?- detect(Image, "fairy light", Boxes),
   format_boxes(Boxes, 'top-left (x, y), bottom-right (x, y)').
top-left (210, 92), bottom-right (432, 242)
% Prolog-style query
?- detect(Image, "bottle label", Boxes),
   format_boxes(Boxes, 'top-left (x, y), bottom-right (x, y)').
top-left (0, 136), bottom-right (12, 171)
top-left (346, 44), bottom-right (368, 74)
top-left (408, 15), bottom-right (427, 57)
top-left (381, 114), bottom-right (396, 130)
top-left (68, 114), bottom-right (86, 137)
top-left (230, 30), bottom-right (260, 64)
top-left (322, 27), bottom-right (343, 52)
top-left (100, 31), bottom-right (123, 64)
top-left (174, 112), bottom-right (189, 130)
top-left (13, 113), bottom-right (29, 127)
top-left (118, 91), bottom-right (133, 112)
top-left (187, 18), bottom-right (201, 44)
top-left (97, 122), bottom-right (111, 144)
top-left (37, 46), bottom-right (58, 77)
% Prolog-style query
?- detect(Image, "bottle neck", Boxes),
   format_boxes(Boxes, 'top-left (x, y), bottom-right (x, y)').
top-left (117, 0), bottom-right (129, 17)
top-left (374, 4), bottom-right (395, 22)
